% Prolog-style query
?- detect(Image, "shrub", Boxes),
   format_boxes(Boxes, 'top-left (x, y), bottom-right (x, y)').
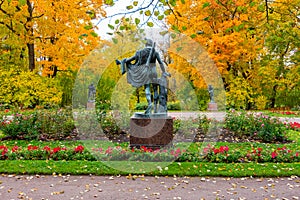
top-left (0, 109), bottom-right (76, 140)
top-left (134, 102), bottom-right (148, 110)
top-left (224, 110), bottom-right (289, 143)
top-left (167, 101), bottom-right (181, 110)
top-left (0, 113), bottom-right (40, 140)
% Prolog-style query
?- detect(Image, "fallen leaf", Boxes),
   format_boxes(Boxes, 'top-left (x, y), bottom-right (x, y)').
top-left (51, 190), bottom-right (64, 195)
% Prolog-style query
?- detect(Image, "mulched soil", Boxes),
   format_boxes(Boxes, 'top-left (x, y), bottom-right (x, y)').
top-left (106, 128), bottom-right (293, 144)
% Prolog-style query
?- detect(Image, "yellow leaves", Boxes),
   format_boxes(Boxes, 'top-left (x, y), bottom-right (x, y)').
top-left (0, 69), bottom-right (62, 108)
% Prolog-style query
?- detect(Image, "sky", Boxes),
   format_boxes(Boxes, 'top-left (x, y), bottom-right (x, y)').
top-left (93, 0), bottom-right (169, 40)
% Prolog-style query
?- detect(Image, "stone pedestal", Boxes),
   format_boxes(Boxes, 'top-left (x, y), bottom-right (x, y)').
top-left (130, 115), bottom-right (173, 149)
top-left (86, 101), bottom-right (95, 110)
top-left (208, 102), bottom-right (218, 111)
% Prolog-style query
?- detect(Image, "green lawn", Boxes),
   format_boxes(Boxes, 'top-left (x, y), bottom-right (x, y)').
top-left (0, 160), bottom-right (299, 177)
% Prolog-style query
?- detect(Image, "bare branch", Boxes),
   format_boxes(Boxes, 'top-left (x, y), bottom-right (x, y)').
top-left (95, 0), bottom-right (155, 26)
top-left (140, 0), bottom-right (159, 27)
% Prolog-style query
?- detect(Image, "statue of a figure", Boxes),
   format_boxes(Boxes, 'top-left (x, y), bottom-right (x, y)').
top-left (88, 83), bottom-right (96, 102)
top-left (208, 84), bottom-right (214, 103)
top-left (116, 39), bottom-right (170, 115)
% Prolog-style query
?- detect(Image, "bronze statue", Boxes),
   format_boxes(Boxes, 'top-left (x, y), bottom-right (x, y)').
top-left (88, 83), bottom-right (96, 102)
top-left (208, 84), bottom-right (214, 103)
top-left (116, 39), bottom-right (170, 115)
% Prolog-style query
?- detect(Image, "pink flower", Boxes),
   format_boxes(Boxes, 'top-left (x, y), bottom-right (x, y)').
top-left (261, 124), bottom-right (265, 127)
top-left (43, 146), bottom-right (51, 152)
top-left (12, 146), bottom-right (19, 152)
top-left (105, 146), bottom-right (113, 154)
top-left (271, 151), bottom-right (277, 159)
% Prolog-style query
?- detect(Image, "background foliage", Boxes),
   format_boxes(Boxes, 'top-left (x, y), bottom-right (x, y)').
top-left (0, 0), bottom-right (299, 110)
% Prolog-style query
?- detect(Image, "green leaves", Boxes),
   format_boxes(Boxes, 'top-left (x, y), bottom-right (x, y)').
top-left (112, 38), bottom-right (118, 44)
top-left (108, 24), bottom-right (114, 30)
top-left (104, 0), bottom-right (114, 6)
top-left (147, 22), bottom-right (154, 27)
top-left (126, 5), bottom-right (133, 10)
top-left (135, 18), bottom-right (140, 25)
top-left (158, 15), bottom-right (164, 20)
top-left (133, 1), bottom-right (138, 6)
top-left (164, 9), bottom-right (172, 15)
top-left (202, 2), bottom-right (210, 9)
top-left (145, 10), bottom-right (151, 16)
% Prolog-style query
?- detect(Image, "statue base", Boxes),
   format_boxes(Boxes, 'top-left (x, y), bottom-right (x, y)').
top-left (133, 112), bottom-right (168, 118)
top-left (129, 115), bottom-right (173, 149)
top-left (208, 102), bottom-right (218, 111)
top-left (86, 101), bottom-right (95, 110)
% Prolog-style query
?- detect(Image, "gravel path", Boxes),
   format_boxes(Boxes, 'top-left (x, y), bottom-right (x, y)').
top-left (0, 174), bottom-right (299, 200)
top-left (169, 111), bottom-right (300, 123)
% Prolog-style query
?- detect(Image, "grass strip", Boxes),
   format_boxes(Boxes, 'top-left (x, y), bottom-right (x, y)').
top-left (0, 160), bottom-right (299, 177)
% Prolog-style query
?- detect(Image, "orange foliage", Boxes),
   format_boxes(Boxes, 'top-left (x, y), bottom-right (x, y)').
top-left (167, 0), bottom-right (264, 76)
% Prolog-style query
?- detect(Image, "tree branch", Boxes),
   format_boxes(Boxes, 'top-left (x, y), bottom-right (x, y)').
top-left (95, 0), bottom-right (155, 26)
top-left (140, 0), bottom-right (159, 27)
top-left (265, 0), bottom-right (269, 23)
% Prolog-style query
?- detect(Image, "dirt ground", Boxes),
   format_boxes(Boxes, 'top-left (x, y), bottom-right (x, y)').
top-left (0, 174), bottom-right (299, 200)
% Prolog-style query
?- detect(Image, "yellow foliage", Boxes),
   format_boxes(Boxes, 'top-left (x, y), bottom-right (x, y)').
top-left (254, 95), bottom-right (269, 110)
top-left (0, 69), bottom-right (62, 108)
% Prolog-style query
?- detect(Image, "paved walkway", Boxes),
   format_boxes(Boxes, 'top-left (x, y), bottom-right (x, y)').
top-left (0, 175), bottom-right (299, 200)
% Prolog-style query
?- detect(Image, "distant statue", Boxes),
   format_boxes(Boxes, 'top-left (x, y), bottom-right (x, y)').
top-left (208, 85), bottom-right (214, 103)
top-left (116, 38), bottom-right (171, 115)
top-left (88, 83), bottom-right (96, 102)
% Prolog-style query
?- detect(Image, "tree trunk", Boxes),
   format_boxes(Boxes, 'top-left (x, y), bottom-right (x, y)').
top-left (26, 0), bottom-right (35, 71)
top-left (270, 85), bottom-right (278, 108)
top-left (136, 88), bottom-right (140, 103)
top-left (27, 43), bottom-right (35, 71)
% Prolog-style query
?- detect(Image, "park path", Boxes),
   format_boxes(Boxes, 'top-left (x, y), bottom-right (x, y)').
top-left (169, 111), bottom-right (300, 123)
top-left (0, 174), bottom-right (299, 200)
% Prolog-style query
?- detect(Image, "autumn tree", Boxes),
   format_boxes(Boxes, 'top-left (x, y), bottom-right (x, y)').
top-left (166, 0), bottom-right (300, 109)
top-left (255, 0), bottom-right (300, 108)
top-left (0, 0), bottom-right (106, 108)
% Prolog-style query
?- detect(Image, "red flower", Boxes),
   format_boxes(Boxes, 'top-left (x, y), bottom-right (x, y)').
top-left (0, 145), bottom-right (8, 156)
top-left (74, 145), bottom-right (84, 153)
top-left (271, 151), bottom-right (277, 159)
top-left (12, 146), bottom-right (19, 152)
top-left (296, 152), bottom-right (299, 157)
top-left (4, 109), bottom-right (9, 113)
top-left (290, 122), bottom-right (300, 129)
top-left (27, 145), bottom-right (39, 151)
top-left (213, 149), bottom-right (220, 154)
top-left (257, 147), bottom-right (263, 152)
top-left (105, 146), bottom-right (113, 154)
top-left (43, 146), bottom-right (51, 152)
top-left (53, 147), bottom-right (61, 153)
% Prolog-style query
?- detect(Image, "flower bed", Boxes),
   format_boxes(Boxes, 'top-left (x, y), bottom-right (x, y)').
top-left (0, 143), bottom-right (299, 163)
